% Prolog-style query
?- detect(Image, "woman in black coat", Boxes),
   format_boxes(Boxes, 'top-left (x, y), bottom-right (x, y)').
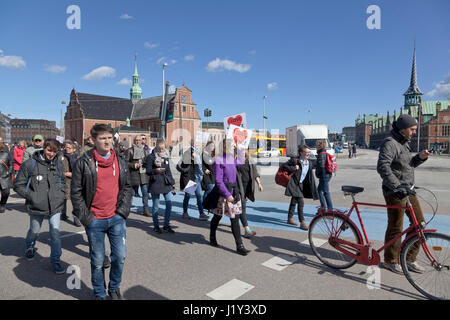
top-left (146, 138), bottom-right (176, 234)
top-left (283, 145), bottom-right (318, 230)
top-left (201, 141), bottom-right (216, 202)
top-left (0, 143), bottom-right (13, 213)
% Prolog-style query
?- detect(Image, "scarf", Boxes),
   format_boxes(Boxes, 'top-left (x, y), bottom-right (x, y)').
top-left (93, 148), bottom-right (117, 176)
top-left (155, 149), bottom-right (170, 167)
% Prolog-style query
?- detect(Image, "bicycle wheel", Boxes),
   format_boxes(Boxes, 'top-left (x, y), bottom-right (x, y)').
top-left (308, 213), bottom-right (361, 269)
top-left (400, 232), bottom-right (450, 300)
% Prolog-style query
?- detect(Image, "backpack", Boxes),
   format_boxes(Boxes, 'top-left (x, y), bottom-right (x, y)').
top-left (320, 151), bottom-right (337, 174)
top-left (275, 159), bottom-right (298, 188)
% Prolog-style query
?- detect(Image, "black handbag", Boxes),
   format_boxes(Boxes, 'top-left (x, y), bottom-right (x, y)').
top-left (202, 185), bottom-right (221, 211)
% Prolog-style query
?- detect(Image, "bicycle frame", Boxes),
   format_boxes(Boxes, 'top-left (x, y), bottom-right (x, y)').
top-left (326, 194), bottom-right (438, 266)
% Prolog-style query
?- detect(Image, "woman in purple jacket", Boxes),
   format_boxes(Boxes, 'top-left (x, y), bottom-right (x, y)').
top-left (210, 139), bottom-right (250, 256)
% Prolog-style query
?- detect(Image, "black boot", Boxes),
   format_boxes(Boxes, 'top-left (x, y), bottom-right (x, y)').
top-left (0, 204), bottom-right (5, 213)
top-left (210, 234), bottom-right (218, 247)
top-left (236, 244), bottom-right (249, 256)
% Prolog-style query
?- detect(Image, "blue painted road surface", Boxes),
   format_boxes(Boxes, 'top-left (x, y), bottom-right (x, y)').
top-left (132, 193), bottom-right (450, 242)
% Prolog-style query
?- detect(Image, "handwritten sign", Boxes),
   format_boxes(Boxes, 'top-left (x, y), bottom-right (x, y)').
top-left (224, 113), bottom-right (247, 133)
top-left (226, 124), bottom-right (252, 149)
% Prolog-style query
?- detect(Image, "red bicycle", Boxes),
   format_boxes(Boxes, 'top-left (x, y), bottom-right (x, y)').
top-left (308, 185), bottom-right (450, 300)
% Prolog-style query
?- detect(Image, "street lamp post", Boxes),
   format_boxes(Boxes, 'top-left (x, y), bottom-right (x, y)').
top-left (263, 96), bottom-right (267, 138)
top-left (161, 62), bottom-right (168, 139)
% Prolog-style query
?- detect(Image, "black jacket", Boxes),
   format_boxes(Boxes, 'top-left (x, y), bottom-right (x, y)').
top-left (0, 149), bottom-right (13, 189)
top-left (146, 149), bottom-right (175, 195)
top-left (201, 151), bottom-right (215, 190)
top-left (13, 151), bottom-right (65, 216)
top-left (283, 157), bottom-right (318, 199)
top-left (315, 149), bottom-right (332, 180)
top-left (176, 149), bottom-right (197, 190)
top-left (236, 159), bottom-right (260, 202)
top-left (70, 149), bottom-right (132, 227)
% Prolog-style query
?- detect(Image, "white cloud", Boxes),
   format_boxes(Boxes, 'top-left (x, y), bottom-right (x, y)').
top-left (0, 54), bottom-right (26, 70)
top-left (120, 13), bottom-right (133, 19)
top-left (427, 73), bottom-right (450, 99)
top-left (144, 42), bottom-right (160, 49)
top-left (156, 57), bottom-right (167, 65)
top-left (206, 58), bottom-right (251, 73)
top-left (45, 65), bottom-right (67, 74)
top-left (117, 78), bottom-right (132, 86)
top-left (170, 59), bottom-right (177, 65)
top-left (267, 82), bottom-right (278, 91)
top-left (185, 54), bottom-right (195, 61)
top-left (248, 50), bottom-right (256, 55)
top-left (82, 66), bottom-right (116, 81)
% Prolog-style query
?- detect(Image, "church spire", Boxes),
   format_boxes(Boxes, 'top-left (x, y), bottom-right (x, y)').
top-left (404, 39), bottom-right (422, 96)
top-left (130, 53), bottom-right (142, 102)
top-left (403, 39), bottom-right (422, 111)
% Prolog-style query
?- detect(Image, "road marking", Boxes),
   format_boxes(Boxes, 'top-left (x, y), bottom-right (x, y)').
top-left (58, 231), bottom-right (86, 240)
top-left (206, 279), bottom-right (255, 300)
top-left (301, 238), bottom-right (328, 247)
top-left (262, 254), bottom-right (298, 271)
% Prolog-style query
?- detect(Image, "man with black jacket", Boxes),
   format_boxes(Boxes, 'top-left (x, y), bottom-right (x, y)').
top-left (283, 145), bottom-right (318, 230)
top-left (377, 114), bottom-right (429, 274)
top-left (14, 139), bottom-right (66, 274)
top-left (71, 124), bottom-right (132, 300)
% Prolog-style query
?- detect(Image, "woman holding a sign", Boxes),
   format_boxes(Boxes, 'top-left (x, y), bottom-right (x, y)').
top-left (209, 139), bottom-right (249, 256)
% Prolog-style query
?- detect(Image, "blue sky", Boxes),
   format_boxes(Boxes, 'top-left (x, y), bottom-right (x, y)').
top-left (0, 0), bottom-right (449, 133)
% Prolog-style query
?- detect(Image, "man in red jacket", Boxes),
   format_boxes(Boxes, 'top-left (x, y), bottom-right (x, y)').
top-left (71, 124), bottom-right (132, 300)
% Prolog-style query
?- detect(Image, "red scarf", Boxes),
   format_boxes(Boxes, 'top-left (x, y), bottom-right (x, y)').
top-left (90, 149), bottom-right (119, 219)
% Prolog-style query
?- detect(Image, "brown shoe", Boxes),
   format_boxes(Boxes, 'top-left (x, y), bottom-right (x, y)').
top-left (287, 218), bottom-right (298, 226)
top-left (299, 221), bottom-right (309, 231)
top-left (143, 209), bottom-right (152, 217)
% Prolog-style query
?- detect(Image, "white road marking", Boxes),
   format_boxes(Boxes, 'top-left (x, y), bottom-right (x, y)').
top-left (301, 238), bottom-right (328, 247)
top-left (262, 254), bottom-right (298, 271)
top-left (206, 279), bottom-right (255, 300)
top-left (57, 231), bottom-right (86, 240)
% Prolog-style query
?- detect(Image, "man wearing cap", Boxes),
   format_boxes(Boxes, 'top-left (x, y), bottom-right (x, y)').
top-left (22, 135), bottom-right (44, 163)
top-left (377, 114), bottom-right (430, 274)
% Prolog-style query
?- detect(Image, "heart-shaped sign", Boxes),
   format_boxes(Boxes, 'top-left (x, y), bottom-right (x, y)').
top-left (228, 115), bottom-right (243, 127)
top-left (233, 128), bottom-right (248, 145)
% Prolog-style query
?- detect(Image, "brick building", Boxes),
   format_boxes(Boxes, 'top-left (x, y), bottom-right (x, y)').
top-left (352, 42), bottom-right (450, 153)
top-left (10, 118), bottom-right (59, 144)
top-left (65, 58), bottom-right (202, 149)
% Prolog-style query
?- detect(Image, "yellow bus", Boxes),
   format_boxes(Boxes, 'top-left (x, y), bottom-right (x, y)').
top-left (248, 135), bottom-right (286, 156)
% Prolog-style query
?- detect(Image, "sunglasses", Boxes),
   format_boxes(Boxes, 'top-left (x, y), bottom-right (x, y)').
top-left (34, 139), bottom-right (42, 142)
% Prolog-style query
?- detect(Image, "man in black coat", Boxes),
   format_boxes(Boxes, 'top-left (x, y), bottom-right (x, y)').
top-left (282, 145), bottom-right (318, 230)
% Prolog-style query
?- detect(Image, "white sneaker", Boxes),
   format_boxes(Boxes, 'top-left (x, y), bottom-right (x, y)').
top-left (382, 262), bottom-right (403, 274)
top-left (407, 261), bottom-right (425, 274)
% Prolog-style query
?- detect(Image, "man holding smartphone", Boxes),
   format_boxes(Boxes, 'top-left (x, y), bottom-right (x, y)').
top-left (377, 114), bottom-right (429, 275)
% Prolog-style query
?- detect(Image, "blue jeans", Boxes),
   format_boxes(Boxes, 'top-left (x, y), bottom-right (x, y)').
top-left (25, 213), bottom-right (62, 265)
top-left (132, 183), bottom-right (150, 211)
top-left (85, 214), bottom-right (127, 299)
top-left (202, 183), bottom-right (215, 203)
top-left (318, 176), bottom-right (333, 210)
top-left (183, 179), bottom-right (204, 215)
top-left (151, 192), bottom-right (173, 228)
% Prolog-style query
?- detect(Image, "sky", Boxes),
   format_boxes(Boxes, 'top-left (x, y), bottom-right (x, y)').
top-left (0, 0), bottom-right (449, 133)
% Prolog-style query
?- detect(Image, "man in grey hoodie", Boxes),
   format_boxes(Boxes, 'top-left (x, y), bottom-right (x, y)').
top-left (377, 114), bottom-right (430, 275)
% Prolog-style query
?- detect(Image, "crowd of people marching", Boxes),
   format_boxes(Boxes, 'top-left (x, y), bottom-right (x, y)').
top-left (1, 113), bottom-right (430, 299)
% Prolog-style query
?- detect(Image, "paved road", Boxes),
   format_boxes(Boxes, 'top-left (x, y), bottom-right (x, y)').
top-left (1, 150), bottom-right (448, 300)
top-left (1, 191), bottom-right (448, 300)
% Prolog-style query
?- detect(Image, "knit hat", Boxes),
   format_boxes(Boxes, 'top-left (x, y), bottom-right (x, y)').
top-left (119, 140), bottom-right (129, 148)
top-left (393, 114), bottom-right (417, 131)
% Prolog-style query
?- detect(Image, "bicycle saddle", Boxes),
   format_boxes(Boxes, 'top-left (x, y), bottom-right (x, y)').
top-left (341, 185), bottom-right (364, 194)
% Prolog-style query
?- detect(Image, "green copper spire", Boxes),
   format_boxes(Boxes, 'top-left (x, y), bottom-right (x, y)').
top-left (130, 53), bottom-right (142, 101)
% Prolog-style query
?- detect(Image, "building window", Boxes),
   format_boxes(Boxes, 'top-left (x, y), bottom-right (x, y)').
top-left (183, 106), bottom-right (186, 112)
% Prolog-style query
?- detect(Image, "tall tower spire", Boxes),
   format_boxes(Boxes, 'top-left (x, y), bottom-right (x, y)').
top-left (130, 53), bottom-right (142, 102)
top-left (403, 39), bottom-right (422, 111)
